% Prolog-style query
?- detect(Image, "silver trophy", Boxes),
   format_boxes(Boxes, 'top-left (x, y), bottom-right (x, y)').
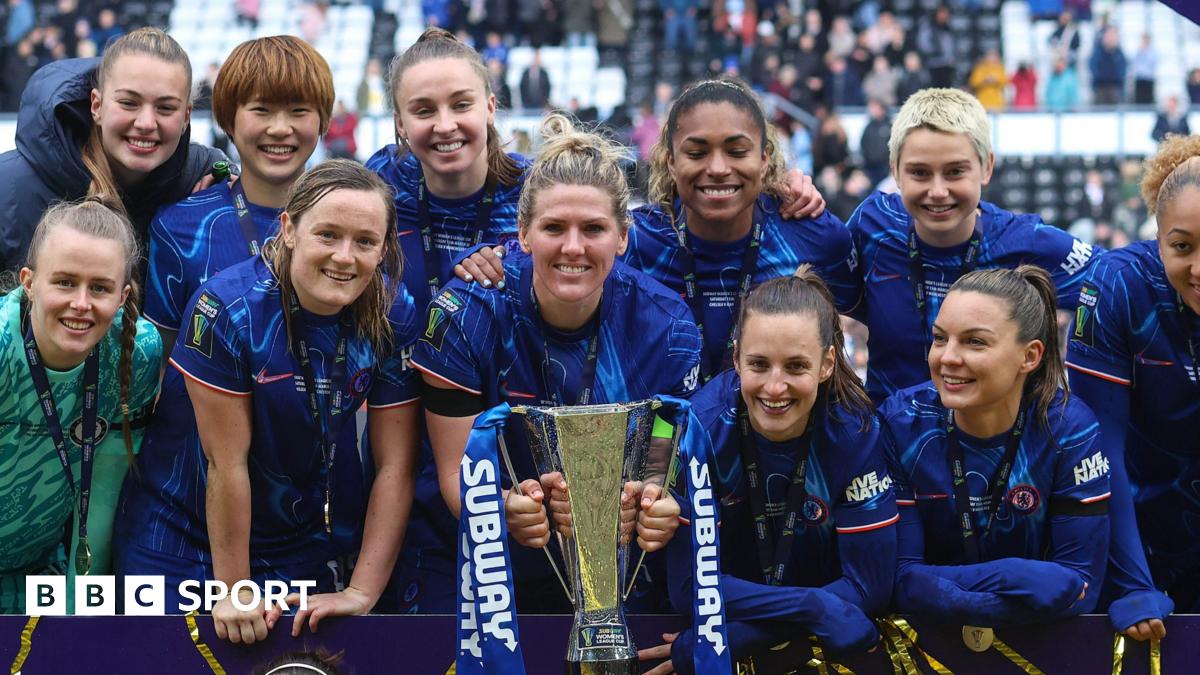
top-left (499, 400), bottom-right (674, 675)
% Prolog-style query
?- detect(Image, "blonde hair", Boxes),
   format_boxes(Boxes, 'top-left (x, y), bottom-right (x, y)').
top-left (647, 78), bottom-right (787, 221)
top-left (888, 88), bottom-right (992, 170)
top-left (81, 27), bottom-right (192, 207)
top-left (262, 160), bottom-right (401, 359)
top-left (1141, 133), bottom-right (1200, 216)
top-left (517, 114), bottom-right (631, 232)
top-left (23, 197), bottom-right (142, 462)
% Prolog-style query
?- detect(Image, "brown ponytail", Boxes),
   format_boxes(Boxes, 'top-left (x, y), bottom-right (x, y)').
top-left (948, 265), bottom-right (1066, 428)
top-left (734, 264), bottom-right (873, 430)
top-left (387, 27), bottom-right (522, 187)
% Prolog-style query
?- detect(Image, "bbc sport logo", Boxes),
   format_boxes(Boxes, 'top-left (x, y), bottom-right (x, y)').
top-left (25, 576), bottom-right (317, 616)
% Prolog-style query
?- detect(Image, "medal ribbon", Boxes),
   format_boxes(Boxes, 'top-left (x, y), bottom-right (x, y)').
top-left (417, 174), bottom-right (496, 299)
top-left (284, 292), bottom-right (352, 535)
top-left (736, 398), bottom-right (815, 586)
top-left (22, 302), bottom-right (99, 575)
top-left (907, 223), bottom-right (981, 341)
top-left (456, 404), bottom-right (526, 675)
top-left (229, 179), bottom-right (263, 257)
top-left (945, 402), bottom-right (1027, 563)
top-left (673, 206), bottom-right (763, 382)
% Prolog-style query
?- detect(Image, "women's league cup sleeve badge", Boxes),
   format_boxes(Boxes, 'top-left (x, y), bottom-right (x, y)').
top-left (962, 625), bottom-right (994, 652)
top-left (186, 292), bottom-right (223, 358)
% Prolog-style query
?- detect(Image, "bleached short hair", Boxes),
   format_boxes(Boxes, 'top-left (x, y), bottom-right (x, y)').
top-left (889, 88), bottom-right (992, 170)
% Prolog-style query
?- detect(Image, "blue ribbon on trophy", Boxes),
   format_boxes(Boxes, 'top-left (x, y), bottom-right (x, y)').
top-left (454, 396), bottom-right (731, 675)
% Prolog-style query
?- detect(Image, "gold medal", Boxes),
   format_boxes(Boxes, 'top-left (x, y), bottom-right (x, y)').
top-left (962, 625), bottom-right (994, 652)
top-left (75, 537), bottom-right (92, 576)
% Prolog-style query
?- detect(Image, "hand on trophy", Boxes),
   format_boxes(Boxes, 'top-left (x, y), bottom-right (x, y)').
top-left (543, 475), bottom-right (680, 551)
top-left (505, 477), bottom-right (552, 548)
top-left (634, 482), bottom-right (680, 552)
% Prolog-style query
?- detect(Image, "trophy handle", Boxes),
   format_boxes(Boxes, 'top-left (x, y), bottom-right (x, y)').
top-left (622, 413), bottom-right (684, 602)
top-left (496, 426), bottom-right (575, 605)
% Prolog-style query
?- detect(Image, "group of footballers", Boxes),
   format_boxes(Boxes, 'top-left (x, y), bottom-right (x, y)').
top-left (0, 21), bottom-right (1197, 672)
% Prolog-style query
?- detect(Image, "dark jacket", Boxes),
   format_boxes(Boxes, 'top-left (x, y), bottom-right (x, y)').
top-left (0, 58), bottom-right (226, 274)
top-left (860, 117), bottom-right (892, 169)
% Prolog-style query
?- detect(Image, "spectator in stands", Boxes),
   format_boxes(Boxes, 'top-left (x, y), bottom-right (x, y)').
top-left (1011, 61), bottom-right (1038, 110)
top-left (1189, 68), bottom-right (1200, 109)
top-left (767, 63), bottom-right (801, 123)
top-left (860, 99), bottom-right (891, 188)
top-left (193, 61), bottom-right (219, 111)
top-left (596, 0), bottom-right (633, 53)
top-left (50, 0), bottom-right (79, 56)
top-left (916, 5), bottom-right (956, 88)
top-left (325, 100), bottom-right (358, 160)
top-left (661, 0), bottom-right (698, 53)
top-left (73, 18), bottom-right (95, 59)
top-left (518, 49), bottom-right (552, 110)
top-left (90, 9), bottom-right (123, 53)
top-left (561, 0), bottom-right (595, 47)
top-left (969, 48), bottom-right (1008, 111)
top-left (0, 34), bottom-right (37, 111)
top-left (863, 10), bottom-right (901, 57)
top-left (357, 57), bottom-right (388, 116)
top-left (794, 33), bottom-right (825, 111)
top-left (828, 15), bottom-right (855, 59)
top-left (813, 109), bottom-right (849, 175)
top-left (787, 119), bottom-right (813, 176)
top-left (5, 0), bottom-right (34, 48)
top-left (1075, 169), bottom-right (1113, 223)
top-left (630, 103), bottom-right (658, 160)
top-left (1044, 56), bottom-right (1079, 111)
top-left (896, 51), bottom-right (930, 105)
top-left (235, 0), bottom-right (260, 29)
top-left (824, 54), bottom-right (864, 109)
top-left (1152, 95), bottom-right (1191, 143)
top-left (1131, 33), bottom-right (1157, 105)
top-left (801, 8), bottom-right (828, 55)
top-left (480, 30), bottom-right (507, 66)
top-left (485, 57), bottom-right (511, 109)
top-left (831, 168), bottom-right (871, 221)
top-left (652, 80), bottom-right (674, 118)
top-left (1089, 26), bottom-right (1126, 105)
top-left (848, 36), bottom-right (874, 80)
top-left (862, 54), bottom-right (898, 108)
top-left (1049, 11), bottom-right (1081, 66)
top-left (516, 0), bottom-right (556, 48)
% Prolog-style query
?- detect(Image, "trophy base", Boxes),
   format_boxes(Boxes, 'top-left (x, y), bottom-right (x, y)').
top-left (565, 657), bottom-right (638, 675)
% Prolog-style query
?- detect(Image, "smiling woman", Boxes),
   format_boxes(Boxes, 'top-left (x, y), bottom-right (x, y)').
top-left (639, 266), bottom-right (891, 675)
top-left (0, 198), bottom-right (161, 613)
top-left (406, 113), bottom-right (700, 614)
top-left (0, 27), bottom-right (227, 273)
top-left (143, 36), bottom-right (334, 356)
top-left (115, 160), bottom-right (422, 645)
top-left (881, 265), bottom-right (1113, 631)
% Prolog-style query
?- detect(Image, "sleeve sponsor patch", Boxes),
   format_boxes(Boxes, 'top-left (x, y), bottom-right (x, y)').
top-left (844, 471), bottom-right (893, 503)
top-left (185, 292), bottom-right (222, 358)
top-left (1073, 283), bottom-right (1098, 347)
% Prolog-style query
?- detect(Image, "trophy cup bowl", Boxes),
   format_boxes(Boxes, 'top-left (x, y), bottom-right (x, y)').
top-left (511, 400), bottom-right (671, 675)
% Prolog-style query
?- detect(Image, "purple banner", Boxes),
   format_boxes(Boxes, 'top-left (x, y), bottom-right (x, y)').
top-left (1160, 1), bottom-right (1200, 26)
top-left (1, 614), bottom-right (1193, 673)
